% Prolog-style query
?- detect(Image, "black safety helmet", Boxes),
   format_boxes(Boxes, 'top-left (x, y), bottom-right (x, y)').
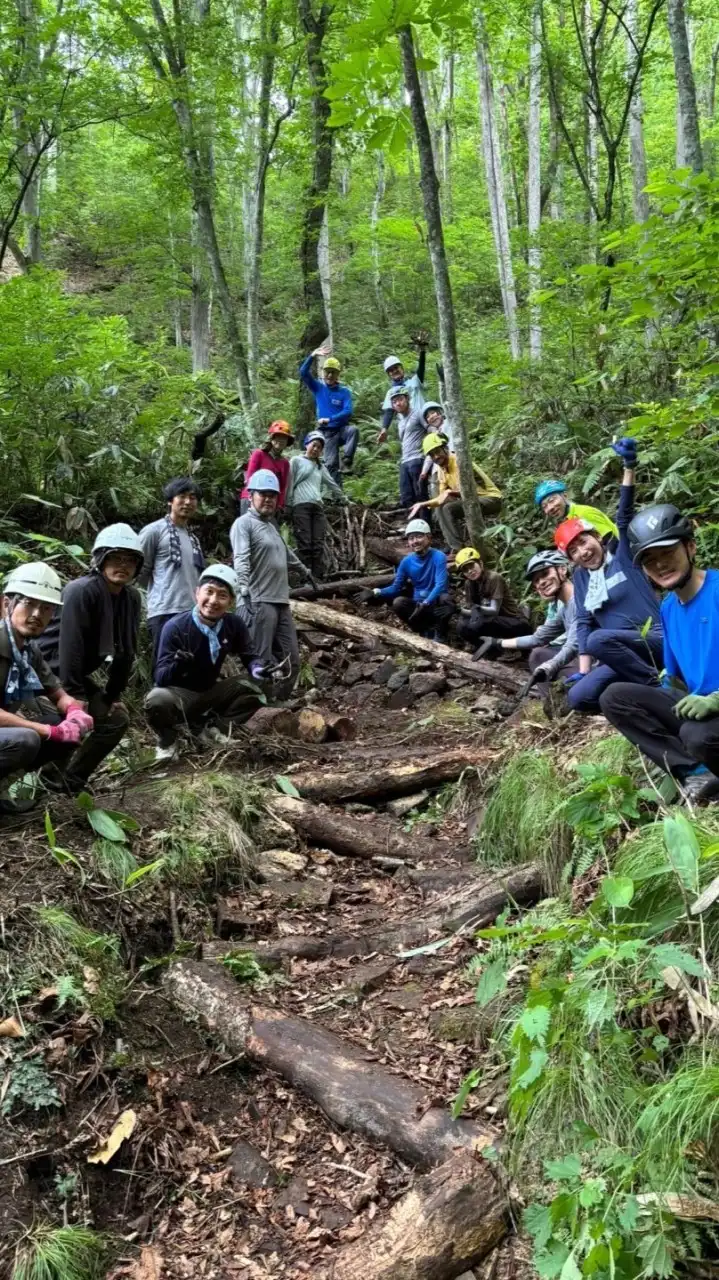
top-left (627, 504), bottom-right (694, 565)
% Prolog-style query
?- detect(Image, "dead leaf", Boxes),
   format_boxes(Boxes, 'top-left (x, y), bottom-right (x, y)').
top-left (82, 965), bottom-right (100, 995)
top-left (0, 1016), bottom-right (23, 1038)
top-left (133, 1245), bottom-right (164, 1279)
top-left (691, 873), bottom-right (719, 916)
top-left (87, 1109), bottom-right (137, 1164)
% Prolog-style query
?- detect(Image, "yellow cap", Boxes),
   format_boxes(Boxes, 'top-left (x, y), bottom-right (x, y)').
top-left (323, 357), bottom-right (341, 372)
top-left (455, 546), bottom-right (482, 569)
top-left (422, 431), bottom-right (446, 456)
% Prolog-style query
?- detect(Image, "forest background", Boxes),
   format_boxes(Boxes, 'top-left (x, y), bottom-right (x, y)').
top-left (0, 0), bottom-right (718, 582)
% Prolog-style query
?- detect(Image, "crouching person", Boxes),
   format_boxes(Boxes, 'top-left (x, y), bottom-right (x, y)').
top-left (488, 550), bottom-right (579, 685)
top-left (454, 547), bottom-right (531, 650)
top-left (145, 565), bottom-right (264, 761)
top-left (369, 519), bottom-right (454, 641)
top-left (0, 563), bottom-right (95, 812)
top-left (600, 504), bottom-right (719, 805)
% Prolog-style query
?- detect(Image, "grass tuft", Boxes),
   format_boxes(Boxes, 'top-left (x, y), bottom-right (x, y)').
top-left (475, 749), bottom-right (571, 888)
top-left (637, 1056), bottom-right (719, 1190)
top-left (579, 731), bottom-right (641, 778)
top-left (12, 1223), bottom-right (105, 1280)
top-left (34, 908), bottom-right (125, 1019)
top-left (153, 771), bottom-right (265, 886)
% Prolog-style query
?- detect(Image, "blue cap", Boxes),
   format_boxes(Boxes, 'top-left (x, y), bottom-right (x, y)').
top-left (535, 479), bottom-right (567, 507)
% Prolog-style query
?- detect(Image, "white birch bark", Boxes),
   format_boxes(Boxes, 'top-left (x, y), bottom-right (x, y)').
top-left (191, 208), bottom-right (211, 373)
top-left (668, 0), bottom-right (702, 172)
top-left (527, 0), bottom-right (542, 360)
top-left (318, 204), bottom-right (333, 348)
top-left (584, 0), bottom-right (599, 231)
top-left (370, 151), bottom-right (388, 327)
top-left (625, 0), bottom-right (649, 222)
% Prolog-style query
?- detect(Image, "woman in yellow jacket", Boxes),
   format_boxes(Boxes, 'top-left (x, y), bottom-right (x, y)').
top-left (408, 433), bottom-right (502, 550)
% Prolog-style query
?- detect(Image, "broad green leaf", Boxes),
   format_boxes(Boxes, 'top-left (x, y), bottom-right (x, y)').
top-left (663, 813), bottom-right (699, 892)
top-left (523, 1202), bottom-right (553, 1249)
top-left (450, 1067), bottom-right (481, 1119)
top-left (535, 1243), bottom-right (570, 1278)
top-left (559, 1255), bottom-right (582, 1280)
top-left (519, 1004), bottom-right (551, 1045)
top-left (638, 1232), bottom-right (673, 1277)
top-left (514, 1048), bottom-right (548, 1091)
top-left (601, 876), bottom-right (635, 908)
top-left (125, 859), bottom-right (165, 887)
top-left (275, 774), bottom-right (300, 798)
top-left (44, 809), bottom-right (57, 848)
top-left (584, 986), bottom-right (616, 1030)
top-left (545, 1155), bottom-right (582, 1181)
top-left (87, 808), bottom-right (127, 843)
top-left (475, 958), bottom-right (508, 1007)
top-left (618, 1194), bottom-right (639, 1232)
top-left (652, 943), bottom-right (706, 978)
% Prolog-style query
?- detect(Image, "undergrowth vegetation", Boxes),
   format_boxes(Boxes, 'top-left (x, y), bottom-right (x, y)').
top-left (11, 1223), bottom-right (106, 1280)
top-left (149, 771), bottom-right (267, 887)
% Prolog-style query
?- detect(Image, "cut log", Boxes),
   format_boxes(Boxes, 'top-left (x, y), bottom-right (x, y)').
top-left (289, 750), bottom-right (492, 804)
top-left (164, 960), bottom-right (497, 1168)
top-left (246, 706), bottom-right (300, 737)
top-left (271, 794), bottom-right (445, 862)
top-left (292, 572), bottom-right (395, 599)
top-left (297, 709), bottom-right (328, 743)
top-left (290, 600), bottom-right (524, 693)
top-left (387, 791), bottom-right (429, 818)
top-left (324, 712), bottom-right (356, 741)
top-left (257, 848), bottom-right (308, 880)
top-left (330, 1150), bottom-right (506, 1280)
top-left (365, 535), bottom-right (407, 566)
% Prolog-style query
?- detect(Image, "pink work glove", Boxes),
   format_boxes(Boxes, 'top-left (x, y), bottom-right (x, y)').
top-left (65, 707), bottom-right (94, 735)
top-left (47, 720), bottom-right (83, 746)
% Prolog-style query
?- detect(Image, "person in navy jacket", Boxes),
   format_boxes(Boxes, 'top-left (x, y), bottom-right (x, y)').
top-left (554, 438), bottom-right (662, 714)
top-left (367, 519), bottom-right (454, 641)
top-left (299, 347), bottom-right (357, 483)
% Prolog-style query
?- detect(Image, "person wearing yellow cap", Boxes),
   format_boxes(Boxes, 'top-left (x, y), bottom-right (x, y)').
top-left (409, 435), bottom-right (502, 551)
top-left (454, 547), bottom-right (531, 652)
top-left (299, 346), bottom-right (357, 484)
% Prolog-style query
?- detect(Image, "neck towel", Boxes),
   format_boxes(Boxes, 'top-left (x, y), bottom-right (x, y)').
top-left (2, 619), bottom-right (44, 704)
top-left (191, 607), bottom-right (224, 664)
top-left (584, 549), bottom-right (614, 615)
top-left (165, 516), bottom-right (204, 572)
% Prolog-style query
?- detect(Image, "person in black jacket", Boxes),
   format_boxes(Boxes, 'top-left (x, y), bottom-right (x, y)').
top-left (37, 523), bottom-right (144, 791)
top-left (144, 565), bottom-right (265, 760)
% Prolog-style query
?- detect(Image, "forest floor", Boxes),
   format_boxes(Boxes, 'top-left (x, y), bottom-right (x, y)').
top-left (0, 567), bottom-right (611, 1280)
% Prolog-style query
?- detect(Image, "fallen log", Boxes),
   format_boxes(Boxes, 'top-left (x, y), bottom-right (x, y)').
top-left (289, 749), bottom-right (493, 804)
top-left (271, 794), bottom-right (447, 862)
top-left (330, 1150), bottom-right (506, 1280)
top-left (291, 571), bottom-right (394, 599)
top-left (164, 960), bottom-right (496, 1168)
top-left (290, 600), bottom-right (524, 694)
top-left (246, 706), bottom-right (300, 736)
top-left (365, 534), bottom-right (406, 566)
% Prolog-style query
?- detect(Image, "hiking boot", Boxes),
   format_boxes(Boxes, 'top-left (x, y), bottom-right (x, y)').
top-left (154, 742), bottom-right (179, 763)
top-left (340, 457), bottom-right (353, 475)
top-left (681, 772), bottom-right (719, 805)
top-left (0, 794), bottom-right (38, 815)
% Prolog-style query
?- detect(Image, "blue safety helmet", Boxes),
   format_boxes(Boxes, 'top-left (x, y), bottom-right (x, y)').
top-left (246, 469), bottom-right (280, 493)
top-left (535, 479), bottom-right (567, 507)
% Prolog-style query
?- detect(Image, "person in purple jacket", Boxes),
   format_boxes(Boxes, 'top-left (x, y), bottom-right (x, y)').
top-left (553, 438), bottom-right (662, 714)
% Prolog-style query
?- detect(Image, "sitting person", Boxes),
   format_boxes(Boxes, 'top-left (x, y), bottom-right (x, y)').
top-left (287, 431), bottom-right (346, 581)
top-left (554, 438), bottom-right (662, 715)
top-left (0, 563), bottom-right (95, 813)
top-left (145, 565), bottom-right (265, 761)
top-left (381, 341), bottom-right (427, 421)
top-left (409, 434), bottom-right (502, 551)
top-left (139, 476), bottom-right (205, 665)
top-left (482, 550), bottom-right (579, 684)
top-left (239, 420), bottom-right (294, 516)
top-left (600, 504), bottom-right (719, 804)
top-left (376, 386), bottom-right (428, 509)
top-left (369, 518), bottom-right (453, 641)
top-left (535, 479), bottom-right (617, 539)
top-left (453, 547), bottom-right (531, 650)
top-left (299, 350), bottom-right (357, 482)
top-left (230, 469), bottom-right (313, 699)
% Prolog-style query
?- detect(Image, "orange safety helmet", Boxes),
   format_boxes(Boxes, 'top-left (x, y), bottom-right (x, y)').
top-left (267, 420), bottom-right (295, 442)
top-left (554, 516), bottom-right (596, 557)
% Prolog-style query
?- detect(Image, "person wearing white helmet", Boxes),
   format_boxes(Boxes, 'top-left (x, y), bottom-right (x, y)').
top-left (286, 432), bottom-right (347, 580)
top-left (0, 562), bottom-right (95, 812)
top-left (230, 470), bottom-right (312, 698)
top-left (380, 335), bottom-right (428, 427)
top-left (139, 477), bottom-right (205, 667)
top-left (144, 565), bottom-right (265, 759)
top-left (37, 523), bottom-right (144, 791)
top-left (479, 549), bottom-right (580, 686)
top-left (363, 518), bottom-right (454, 641)
top-left (375, 386), bottom-right (429, 510)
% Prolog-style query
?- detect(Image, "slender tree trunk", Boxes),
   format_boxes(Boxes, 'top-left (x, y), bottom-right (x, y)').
top-left (667, 0), bottom-right (702, 173)
top-left (584, 0), bottom-right (599, 236)
top-left (167, 214), bottom-right (184, 348)
top-left (475, 18), bottom-right (521, 360)
top-left (191, 212), bottom-right (211, 372)
top-left (398, 24), bottom-right (485, 551)
top-left (21, 156), bottom-right (41, 263)
top-left (370, 151), bottom-right (388, 327)
top-left (706, 40), bottom-right (719, 171)
top-left (297, 0), bottom-right (334, 374)
top-left (318, 204), bottom-right (333, 347)
top-left (499, 85), bottom-right (521, 228)
top-left (527, 0), bottom-right (542, 360)
top-left (625, 0), bottom-right (649, 222)
top-left (440, 45), bottom-right (454, 221)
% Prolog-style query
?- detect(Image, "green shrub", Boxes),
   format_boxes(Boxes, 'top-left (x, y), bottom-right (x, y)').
top-left (476, 749), bottom-right (571, 887)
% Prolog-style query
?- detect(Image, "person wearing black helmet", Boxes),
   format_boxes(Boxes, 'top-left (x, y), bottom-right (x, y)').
top-left (600, 504), bottom-right (719, 804)
top-left (482, 550), bottom-right (580, 685)
top-left (139, 478), bottom-right (205, 667)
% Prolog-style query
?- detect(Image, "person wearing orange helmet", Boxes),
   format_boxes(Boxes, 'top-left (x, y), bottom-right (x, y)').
top-left (239, 421), bottom-right (295, 515)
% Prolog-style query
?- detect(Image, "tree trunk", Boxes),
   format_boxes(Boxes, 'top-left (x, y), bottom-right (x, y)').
top-left (291, 570), bottom-right (394, 597)
top-left (398, 25), bottom-right (485, 552)
top-left (289, 749), bottom-right (493, 804)
top-left (584, 0), bottom-right (599, 241)
top-left (245, 2), bottom-right (277, 401)
top-left (475, 19), bottom-right (521, 360)
top-left (705, 40), bottom-right (719, 171)
top-left (667, 0), bottom-right (702, 173)
top-left (625, 0), bottom-right (649, 222)
top-left (365, 534), bottom-right (407, 566)
top-left (290, 598), bottom-right (526, 693)
top-left (440, 45), bottom-right (454, 222)
top-left (318, 204), bottom-right (333, 347)
top-left (527, 0), bottom-right (542, 360)
top-left (164, 960), bottom-right (499, 1168)
top-left (271, 793), bottom-right (448, 862)
top-left (371, 152), bottom-right (388, 326)
top-left (330, 1151), bottom-right (507, 1280)
top-left (191, 211), bottom-right (211, 372)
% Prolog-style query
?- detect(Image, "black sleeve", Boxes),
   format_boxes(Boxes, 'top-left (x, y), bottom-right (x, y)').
top-left (381, 407), bottom-right (394, 431)
top-left (416, 349), bottom-right (426, 384)
top-left (106, 592), bottom-right (140, 699)
top-left (58, 586), bottom-right (89, 698)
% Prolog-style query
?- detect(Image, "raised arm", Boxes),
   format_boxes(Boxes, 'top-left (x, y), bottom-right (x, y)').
top-left (299, 353), bottom-right (321, 394)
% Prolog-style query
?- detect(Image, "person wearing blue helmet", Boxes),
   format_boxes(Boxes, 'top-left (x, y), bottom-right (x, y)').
top-left (535, 479), bottom-right (617, 539)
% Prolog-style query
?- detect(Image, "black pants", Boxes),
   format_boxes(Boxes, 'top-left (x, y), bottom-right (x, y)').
top-left (599, 683), bottom-right (719, 778)
top-left (148, 613), bottom-right (177, 671)
top-left (0, 692), bottom-right (128, 789)
top-left (528, 645), bottom-right (580, 681)
top-left (293, 502), bottom-right (327, 579)
top-left (145, 676), bottom-right (263, 745)
top-left (456, 610), bottom-right (532, 645)
top-left (392, 593), bottom-right (455, 640)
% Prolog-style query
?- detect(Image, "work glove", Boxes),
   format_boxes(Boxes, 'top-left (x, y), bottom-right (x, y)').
top-left (563, 671), bottom-right (584, 688)
top-left (65, 707), bottom-right (94, 736)
top-left (674, 692), bottom-right (719, 721)
top-left (47, 719), bottom-right (83, 746)
top-left (611, 436), bottom-right (637, 466)
top-left (250, 662), bottom-right (271, 681)
top-left (304, 573), bottom-right (319, 592)
top-left (473, 637), bottom-right (501, 662)
top-left (531, 665), bottom-right (551, 683)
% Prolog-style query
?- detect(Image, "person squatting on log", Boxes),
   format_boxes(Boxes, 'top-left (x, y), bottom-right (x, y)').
top-left (230, 469), bottom-right (313, 699)
top-left (376, 385), bottom-right (429, 509)
top-left (299, 348), bottom-right (357, 483)
top-left (483, 549), bottom-right (579, 687)
top-left (554, 438), bottom-right (662, 715)
top-left (145, 565), bottom-right (265, 761)
top-left (364, 519), bottom-right (454, 641)
top-left (600, 504), bottom-right (719, 805)
top-left (287, 431), bottom-right (347, 580)
top-left (535, 478), bottom-right (618, 540)
top-left (454, 547), bottom-right (531, 649)
top-left (139, 477), bottom-right (205, 667)
top-left (36, 524), bottom-right (143, 791)
top-left (380, 342), bottom-right (427, 422)
top-left (410, 433), bottom-right (502, 552)
top-left (0, 563), bottom-right (95, 813)
top-left (238, 420), bottom-right (294, 516)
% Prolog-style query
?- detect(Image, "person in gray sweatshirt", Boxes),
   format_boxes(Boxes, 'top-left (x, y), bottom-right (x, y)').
top-left (484, 549), bottom-right (579, 685)
top-left (139, 477), bottom-right (205, 666)
top-left (287, 432), bottom-right (347, 579)
top-left (376, 386), bottom-right (429, 509)
top-left (229, 469), bottom-right (313, 699)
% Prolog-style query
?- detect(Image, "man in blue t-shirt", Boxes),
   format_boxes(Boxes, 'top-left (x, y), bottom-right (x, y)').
top-left (366, 519), bottom-right (454, 641)
top-left (600, 503), bottom-right (719, 804)
top-left (299, 349), bottom-right (357, 483)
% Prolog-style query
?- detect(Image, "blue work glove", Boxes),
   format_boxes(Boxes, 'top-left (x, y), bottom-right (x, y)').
top-left (563, 671), bottom-right (584, 687)
top-left (611, 436), bottom-right (637, 466)
top-left (250, 661), bottom-right (270, 680)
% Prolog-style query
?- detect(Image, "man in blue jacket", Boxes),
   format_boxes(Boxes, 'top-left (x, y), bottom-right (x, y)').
top-left (299, 349), bottom-right (357, 483)
top-left (368, 519), bottom-right (453, 640)
top-left (144, 565), bottom-right (265, 760)
top-left (554, 438), bottom-right (662, 714)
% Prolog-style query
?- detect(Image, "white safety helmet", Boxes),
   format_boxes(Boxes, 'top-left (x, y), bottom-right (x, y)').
top-left (383, 355), bottom-right (402, 373)
top-left (305, 431), bottom-right (326, 447)
top-left (92, 523), bottom-right (144, 573)
top-left (199, 564), bottom-right (238, 598)
top-left (246, 469), bottom-right (280, 494)
top-left (4, 561), bottom-right (63, 607)
top-left (405, 519), bottom-right (431, 536)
